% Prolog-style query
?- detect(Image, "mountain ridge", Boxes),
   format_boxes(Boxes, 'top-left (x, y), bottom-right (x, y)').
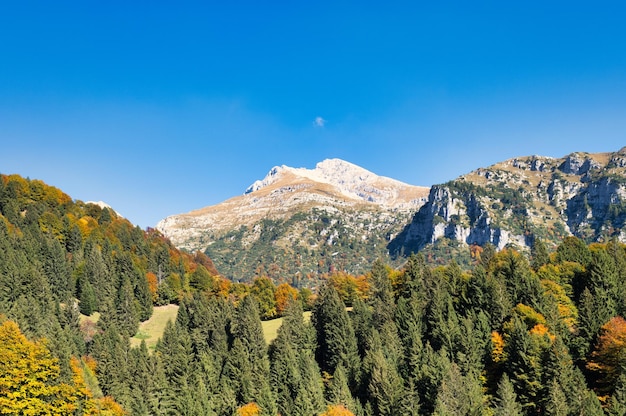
top-left (157, 148), bottom-right (626, 281)
top-left (389, 147), bottom-right (626, 259)
top-left (157, 158), bottom-right (430, 282)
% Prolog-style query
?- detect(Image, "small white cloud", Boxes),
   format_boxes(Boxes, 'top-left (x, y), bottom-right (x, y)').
top-left (314, 116), bottom-right (326, 127)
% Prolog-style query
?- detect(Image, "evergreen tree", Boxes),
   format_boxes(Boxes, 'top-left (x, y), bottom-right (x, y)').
top-left (493, 374), bottom-right (523, 416)
top-left (41, 236), bottom-right (72, 300)
top-left (545, 379), bottom-right (568, 416)
top-left (531, 237), bottom-right (550, 271)
top-left (227, 295), bottom-right (276, 415)
top-left (503, 315), bottom-right (544, 412)
top-left (579, 390), bottom-right (604, 416)
top-left (555, 236), bottom-right (592, 267)
top-left (432, 363), bottom-right (486, 416)
top-left (414, 342), bottom-right (451, 414)
top-left (116, 276), bottom-right (139, 338)
top-left (78, 275), bottom-right (97, 316)
top-left (607, 373), bottom-right (626, 416)
top-left (312, 283), bottom-right (360, 388)
top-left (156, 320), bottom-right (197, 414)
top-left (269, 300), bottom-right (324, 416)
top-left (365, 342), bottom-right (405, 415)
top-left (369, 259), bottom-right (394, 328)
top-left (326, 365), bottom-right (360, 415)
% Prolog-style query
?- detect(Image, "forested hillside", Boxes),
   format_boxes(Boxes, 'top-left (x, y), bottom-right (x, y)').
top-left (3, 172), bottom-right (626, 415)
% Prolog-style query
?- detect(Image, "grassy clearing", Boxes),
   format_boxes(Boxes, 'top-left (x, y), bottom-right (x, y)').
top-left (130, 304), bottom-right (179, 351)
top-left (262, 311), bottom-right (312, 344)
top-left (79, 311), bottom-right (100, 325)
top-left (121, 303), bottom-right (311, 350)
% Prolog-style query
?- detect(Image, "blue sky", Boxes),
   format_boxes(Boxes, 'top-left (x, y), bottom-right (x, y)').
top-left (1, 2), bottom-right (625, 228)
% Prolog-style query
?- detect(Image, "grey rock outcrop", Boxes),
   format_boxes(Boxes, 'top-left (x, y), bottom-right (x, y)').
top-left (390, 149), bottom-right (626, 258)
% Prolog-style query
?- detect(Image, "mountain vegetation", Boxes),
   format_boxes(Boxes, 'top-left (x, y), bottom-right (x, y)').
top-left (4, 149), bottom-right (626, 415)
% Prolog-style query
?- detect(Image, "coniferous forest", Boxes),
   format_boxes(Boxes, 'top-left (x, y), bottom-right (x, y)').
top-left (4, 173), bottom-right (626, 415)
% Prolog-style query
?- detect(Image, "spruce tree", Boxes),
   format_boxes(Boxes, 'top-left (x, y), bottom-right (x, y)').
top-left (432, 363), bottom-right (486, 416)
top-left (607, 373), bottom-right (626, 416)
top-left (227, 295), bottom-right (276, 415)
top-left (531, 238), bottom-right (550, 271)
top-left (116, 276), bottom-right (139, 338)
top-left (312, 283), bottom-right (360, 388)
top-left (365, 344), bottom-right (405, 415)
top-left (493, 374), bottom-right (523, 416)
top-left (369, 259), bottom-right (394, 328)
top-left (545, 379), bottom-right (568, 416)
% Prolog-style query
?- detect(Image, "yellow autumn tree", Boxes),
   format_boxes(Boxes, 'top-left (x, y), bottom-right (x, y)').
top-left (0, 320), bottom-right (125, 415)
top-left (237, 402), bottom-right (261, 416)
top-left (0, 320), bottom-right (78, 414)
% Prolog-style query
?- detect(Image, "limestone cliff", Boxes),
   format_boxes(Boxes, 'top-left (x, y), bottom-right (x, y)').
top-left (389, 147), bottom-right (626, 257)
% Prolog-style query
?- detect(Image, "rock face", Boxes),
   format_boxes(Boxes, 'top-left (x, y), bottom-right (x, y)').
top-left (157, 159), bottom-right (429, 282)
top-left (389, 147), bottom-right (626, 257)
top-left (158, 149), bottom-right (626, 279)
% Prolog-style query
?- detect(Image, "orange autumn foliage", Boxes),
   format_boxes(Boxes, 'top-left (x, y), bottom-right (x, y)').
top-left (146, 272), bottom-right (158, 301)
top-left (588, 316), bottom-right (626, 391)
top-left (328, 271), bottom-right (369, 305)
top-left (237, 402), bottom-right (261, 416)
top-left (275, 283), bottom-right (299, 315)
top-left (73, 357), bottom-right (126, 415)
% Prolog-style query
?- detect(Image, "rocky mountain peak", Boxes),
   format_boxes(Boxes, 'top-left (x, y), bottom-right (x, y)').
top-left (156, 159), bottom-right (430, 279)
top-left (243, 158), bottom-right (427, 207)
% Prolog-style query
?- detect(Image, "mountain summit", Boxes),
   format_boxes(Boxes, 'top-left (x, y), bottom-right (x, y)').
top-left (157, 159), bottom-right (429, 282)
top-left (245, 158), bottom-right (426, 208)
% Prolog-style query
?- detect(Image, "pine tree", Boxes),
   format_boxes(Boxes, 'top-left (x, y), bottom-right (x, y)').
top-left (157, 320), bottom-right (196, 414)
top-left (503, 315), bottom-right (543, 412)
top-left (369, 259), bottom-right (394, 328)
top-left (579, 390), bottom-right (604, 416)
top-left (326, 365), bottom-right (360, 415)
top-left (365, 344), bottom-right (405, 415)
top-left (414, 342), bottom-right (451, 414)
top-left (269, 300), bottom-right (324, 416)
top-left (78, 276), bottom-right (97, 316)
top-left (607, 373), bottom-right (626, 416)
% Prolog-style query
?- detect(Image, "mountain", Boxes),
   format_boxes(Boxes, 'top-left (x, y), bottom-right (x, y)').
top-left (389, 147), bottom-right (626, 260)
top-left (157, 159), bottom-right (429, 283)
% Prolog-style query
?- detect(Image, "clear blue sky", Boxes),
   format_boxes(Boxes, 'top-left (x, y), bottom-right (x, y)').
top-left (1, 2), bottom-right (625, 228)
